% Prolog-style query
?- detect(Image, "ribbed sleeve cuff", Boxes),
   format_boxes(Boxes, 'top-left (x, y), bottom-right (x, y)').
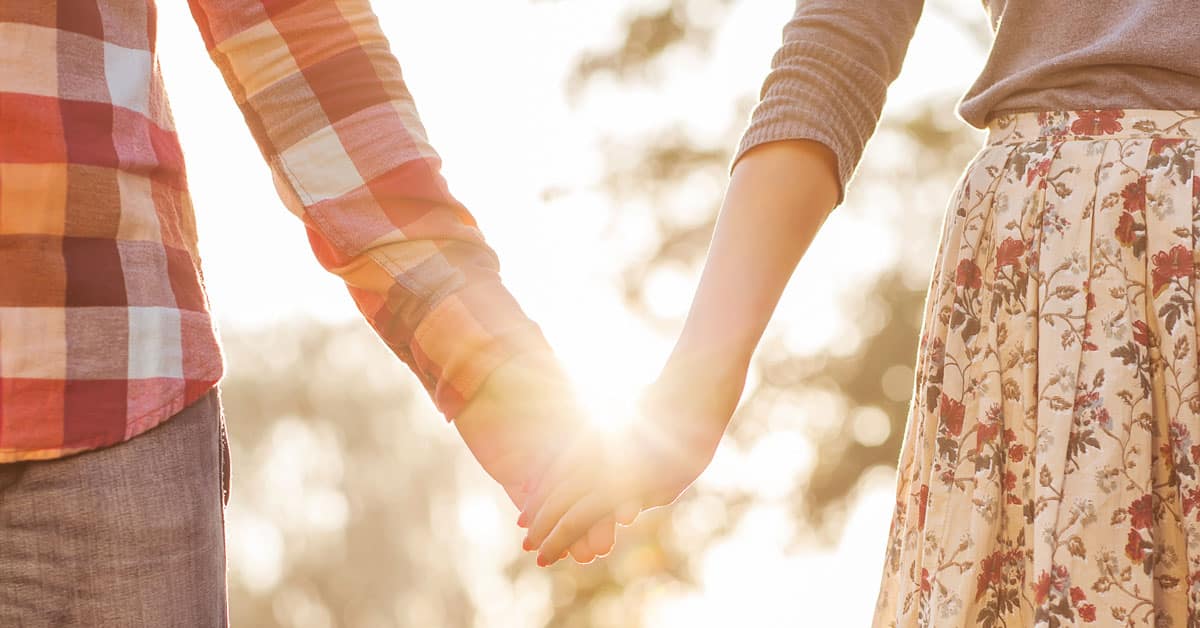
top-left (732, 40), bottom-right (890, 204)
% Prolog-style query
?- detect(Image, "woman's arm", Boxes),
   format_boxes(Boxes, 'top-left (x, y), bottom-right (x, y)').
top-left (669, 139), bottom-right (838, 383)
top-left (518, 139), bottom-right (840, 565)
top-left (520, 0), bottom-right (926, 566)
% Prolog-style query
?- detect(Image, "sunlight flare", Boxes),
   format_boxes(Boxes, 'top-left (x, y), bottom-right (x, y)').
top-left (572, 374), bottom-right (646, 434)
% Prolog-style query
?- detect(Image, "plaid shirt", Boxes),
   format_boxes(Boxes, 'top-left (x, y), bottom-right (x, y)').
top-left (0, 0), bottom-right (547, 463)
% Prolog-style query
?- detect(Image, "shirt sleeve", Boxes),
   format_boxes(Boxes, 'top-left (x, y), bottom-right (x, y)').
top-left (186, 0), bottom-right (549, 420)
top-left (733, 0), bottom-right (925, 203)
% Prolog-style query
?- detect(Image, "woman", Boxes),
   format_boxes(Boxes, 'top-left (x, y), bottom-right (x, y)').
top-left (520, 1), bottom-right (1200, 625)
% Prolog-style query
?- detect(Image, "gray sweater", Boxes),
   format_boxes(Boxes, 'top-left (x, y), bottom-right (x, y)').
top-left (736, 0), bottom-right (1200, 198)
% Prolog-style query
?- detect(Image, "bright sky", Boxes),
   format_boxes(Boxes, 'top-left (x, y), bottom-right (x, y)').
top-left (155, 1), bottom-right (989, 626)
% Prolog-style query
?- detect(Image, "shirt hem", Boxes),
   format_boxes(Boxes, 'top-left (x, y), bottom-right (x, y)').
top-left (0, 365), bottom-right (225, 464)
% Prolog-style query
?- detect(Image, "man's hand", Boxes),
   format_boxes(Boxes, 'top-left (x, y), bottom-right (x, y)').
top-left (518, 350), bottom-right (747, 567)
top-left (453, 351), bottom-right (630, 563)
top-left (453, 352), bottom-right (584, 508)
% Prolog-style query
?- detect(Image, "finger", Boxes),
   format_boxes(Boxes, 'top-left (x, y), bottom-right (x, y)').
top-left (518, 437), bottom-right (593, 528)
top-left (587, 515), bottom-right (615, 558)
top-left (615, 499), bottom-right (641, 526)
top-left (519, 441), bottom-right (569, 498)
top-left (568, 537), bottom-right (594, 564)
top-left (537, 494), bottom-right (614, 567)
top-left (523, 469), bottom-right (595, 551)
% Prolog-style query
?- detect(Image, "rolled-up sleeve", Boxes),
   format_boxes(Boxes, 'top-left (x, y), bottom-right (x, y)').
top-left (733, 0), bottom-right (925, 202)
top-left (187, 0), bottom-right (549, 419)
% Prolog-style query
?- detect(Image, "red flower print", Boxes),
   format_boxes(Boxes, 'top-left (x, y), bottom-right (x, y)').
top-left (1133, 320), bottom-right (1151, 346)
top-left (1129, 494), bottom-right (1154, 530)
top-left (1082, 322), bottom-right (1098, 351)
top-left (1009, 443), bottom-right (1026, 462)
top-left (1025, 158), bottom-right (1052, 188)
top-left (1115, 212), bottom-right (1138, 246)
top-left (976, 421), bottom-right (999, 450)
top-left (1034, 570), bottom-right (1052, 604)
top-left (997, 237), bottom-right (1025, 268)
top-left (1151, 244), bottom-right (1193, 295)
top-left (975, 551), bottom-right (1005, 601)
top-left (955, 259), bottom-right (982, 290)
top-left (1125, 527), bottom-right (1146, 561)
top-left (940, 393), bottom-right (965, 437)
top-left (920, 568), bottom-right (931, 594)
top-left (1004, 470), bottom-right (1017, 492)
top-left (1121, 179), bottom-right (1146, 213)
top-left (1151, 137), bottom-right (1185, 155)
top-left (1070, 586), bottom-right (1086, 605)
top-left (1070, 109), bottom-right (1124, 136)
top-left (1079, 603), bottom-right (1097, 623)
top-left (1184, 486), bottom-right (1200, 519)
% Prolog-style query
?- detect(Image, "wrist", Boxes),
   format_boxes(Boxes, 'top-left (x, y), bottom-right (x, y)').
top-left (667, 334), bottom-right (754, 382)
top-left (655, 341), bottom-right (750, 425)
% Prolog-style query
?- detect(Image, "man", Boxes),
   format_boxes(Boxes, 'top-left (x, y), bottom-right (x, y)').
top-left (0, 1), bottom-right (619, 624)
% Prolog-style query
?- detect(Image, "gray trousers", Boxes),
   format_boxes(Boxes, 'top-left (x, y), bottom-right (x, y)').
top-left (0, 389), bottom-right (230, 627)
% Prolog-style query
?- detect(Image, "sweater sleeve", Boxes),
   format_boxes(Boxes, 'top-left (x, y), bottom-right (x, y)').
top-left (733, 0), bottom-right (925, 203)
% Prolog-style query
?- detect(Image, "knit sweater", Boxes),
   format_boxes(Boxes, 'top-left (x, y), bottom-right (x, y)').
top-left (736, 0), bottom-right (1200, 199)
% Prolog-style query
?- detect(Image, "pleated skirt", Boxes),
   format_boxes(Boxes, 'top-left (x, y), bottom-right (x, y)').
top-left (873, 109), bottom-right (1200, 628)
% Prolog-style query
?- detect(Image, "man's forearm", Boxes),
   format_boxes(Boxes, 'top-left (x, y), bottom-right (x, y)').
top-left (670, 139), bottom-right (840, 372)
top-left (188, 0), bottom-right (549, 419)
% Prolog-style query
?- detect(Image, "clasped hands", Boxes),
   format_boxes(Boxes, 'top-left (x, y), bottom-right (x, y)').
top-left (453, 350), bottom-right (745, 567)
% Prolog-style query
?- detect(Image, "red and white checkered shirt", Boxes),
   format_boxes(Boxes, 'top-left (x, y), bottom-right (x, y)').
top-left (0, 0), bottom-right (548, 462)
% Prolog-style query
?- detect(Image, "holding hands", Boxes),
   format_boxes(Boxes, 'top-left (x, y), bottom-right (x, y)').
top-left (452, 350), bottom-right (640, 564)
top-left (458, 140), bottom-right (839, 568)
top-left (516, 346), bottom-right (749, 567)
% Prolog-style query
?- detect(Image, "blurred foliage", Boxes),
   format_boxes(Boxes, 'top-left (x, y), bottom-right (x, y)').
top-left (221, 321), bottom-right (478, 628)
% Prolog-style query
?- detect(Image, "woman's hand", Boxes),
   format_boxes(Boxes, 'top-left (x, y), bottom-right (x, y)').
top-left (518, 349), bottom-right (749, 567)
top-left (453, 351), bottom-right (631, 563)
top-left (515, 140), bottom-right (839, 567)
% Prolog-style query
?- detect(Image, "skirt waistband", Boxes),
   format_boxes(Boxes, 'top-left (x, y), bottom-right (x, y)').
top-left (986, 109), bottom-right (1200, 146)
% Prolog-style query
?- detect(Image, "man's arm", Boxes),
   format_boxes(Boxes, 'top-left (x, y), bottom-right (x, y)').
top-left (186, 0), bottom-right (548, 419)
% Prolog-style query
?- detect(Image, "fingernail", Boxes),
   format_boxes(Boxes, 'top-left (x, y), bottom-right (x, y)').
top-left (536, 555), bottom-right (551, 567)
top-left (559, 550), bottom-right (568, 561)
top-left (517, 512), bottom-right (529, 528)
top-left (522, 537), bottom-right (534, 552)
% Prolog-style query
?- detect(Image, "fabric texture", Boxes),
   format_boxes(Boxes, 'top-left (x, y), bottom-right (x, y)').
top-left (0, 387), bottom-right (229, 627)
top-left (0, 0), bottom-right (548, 462)
top-left (735, 1), bottom-right (1200, 200)
top-left (0, 1), bottom-right (224, 462)
top-left (874, 109), bottom-right (1200, 627)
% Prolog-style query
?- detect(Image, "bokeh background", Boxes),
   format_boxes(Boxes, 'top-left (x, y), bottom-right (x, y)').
top-left (156, 1), bottom-right (995, 626)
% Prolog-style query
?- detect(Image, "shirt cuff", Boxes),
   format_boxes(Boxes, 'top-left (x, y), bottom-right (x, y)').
top-left (409, 280), bottom-right (551, 420)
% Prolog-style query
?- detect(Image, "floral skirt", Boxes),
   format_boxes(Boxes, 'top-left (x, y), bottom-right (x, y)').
top-left (873, 110), bottom-right (1200, 628)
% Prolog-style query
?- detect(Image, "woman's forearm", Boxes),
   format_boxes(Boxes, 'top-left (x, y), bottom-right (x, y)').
top-left (670, 139), bottom-right (840, 374)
